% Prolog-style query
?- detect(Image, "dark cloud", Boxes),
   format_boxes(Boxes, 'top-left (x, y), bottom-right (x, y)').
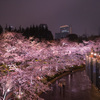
top-left (0, 0), bottom-right (100, 37)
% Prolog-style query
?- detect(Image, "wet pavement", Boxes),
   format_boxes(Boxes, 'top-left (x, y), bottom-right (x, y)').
top-left (40, 70), bottom-right (100, 100)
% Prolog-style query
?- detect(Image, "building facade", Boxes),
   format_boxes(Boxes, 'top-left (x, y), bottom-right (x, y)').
top-left (55, 25), bottom-right (72, 39)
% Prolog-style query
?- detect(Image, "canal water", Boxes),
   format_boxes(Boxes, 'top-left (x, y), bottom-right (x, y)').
top-left (40, 70), bottom-right (100, 100)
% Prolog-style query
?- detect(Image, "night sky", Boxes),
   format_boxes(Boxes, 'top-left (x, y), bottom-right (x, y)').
top-left (0, 0), bottom-right (100, 37)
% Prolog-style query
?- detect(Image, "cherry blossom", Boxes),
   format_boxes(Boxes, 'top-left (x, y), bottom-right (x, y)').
top-left (0, 32), bottom-right (99, 99)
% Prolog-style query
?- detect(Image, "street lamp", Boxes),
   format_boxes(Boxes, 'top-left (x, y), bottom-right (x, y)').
top-left (94, 53), bottom-right (97, 58)
top-left (91, 52), bottom-right (93, 55)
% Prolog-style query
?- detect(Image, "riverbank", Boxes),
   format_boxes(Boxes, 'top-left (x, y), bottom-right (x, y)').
top-left (39, 64), bottom-right (100, 100)
top-left (47, 65), bottom-right (85, 85)
top-left (91, 84), bottom-right (100, 99)
top-left (40, 69), bottom-right (100, 100)
top-left (38, 65), bottom-right (85, 96)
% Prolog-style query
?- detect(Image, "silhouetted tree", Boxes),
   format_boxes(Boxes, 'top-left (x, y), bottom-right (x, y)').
top-left (37, 24), bottom-right (53, 41)
top-left (5, 24), bottom-right (8, 32)
top-left (18, 25), bottom-right (22, 33)
top-left (3, 24), bottom-right (53, 41)
top-left (67, 34), bottom-right (78, 42)
top-left (14, 27), bottom-right (17, 32)
top-left (0, 25), bottom-right (3, 34)
top-left (82, 34), bottom-right (88, 41)
top-left (7, 26), bottom-right (12, 32)
top-left (78, 36), bottom-right (83, 43)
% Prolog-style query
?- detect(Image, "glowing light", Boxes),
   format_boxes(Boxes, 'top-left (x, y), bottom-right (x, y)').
top-left (17, 95), bottom-right (21, 99)
top-left (7, 88), bottom-right (10, 92)
top-left (91, 52), bottom-right (93, 55)
top-left (37, 76), bottom-right (40, 80)
top-left (94, 53), bottom-right (96, 56)
top-left (20, 92), bottom-right (23, 95)
top-left (60, 25), bottom-right (69, 28)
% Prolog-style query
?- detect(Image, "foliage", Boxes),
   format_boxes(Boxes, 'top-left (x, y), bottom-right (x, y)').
top-left (5, 24), bottom-right (53, 41)
top-left (0, 32), bottom-right (99, 99)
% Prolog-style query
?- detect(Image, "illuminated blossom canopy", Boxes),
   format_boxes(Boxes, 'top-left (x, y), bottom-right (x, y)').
top-left (0, 32), bottom-right (99, 99)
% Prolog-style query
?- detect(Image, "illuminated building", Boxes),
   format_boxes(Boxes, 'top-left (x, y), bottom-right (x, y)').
top-left (60, 25), bottom-right (69, 33)
top-left (55, 25), bottom-right (72, 39)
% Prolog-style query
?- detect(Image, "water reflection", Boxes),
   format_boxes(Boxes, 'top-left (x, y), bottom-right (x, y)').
top-left (40, 70), bottom-right (100, 100)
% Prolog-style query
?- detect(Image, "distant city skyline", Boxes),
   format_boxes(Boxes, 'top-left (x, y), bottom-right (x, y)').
top-left (0, 0), bottom-right (100, 37)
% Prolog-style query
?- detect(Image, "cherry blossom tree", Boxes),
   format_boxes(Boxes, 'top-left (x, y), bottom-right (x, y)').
top-left (0, 32), bottom-right (100, 99)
